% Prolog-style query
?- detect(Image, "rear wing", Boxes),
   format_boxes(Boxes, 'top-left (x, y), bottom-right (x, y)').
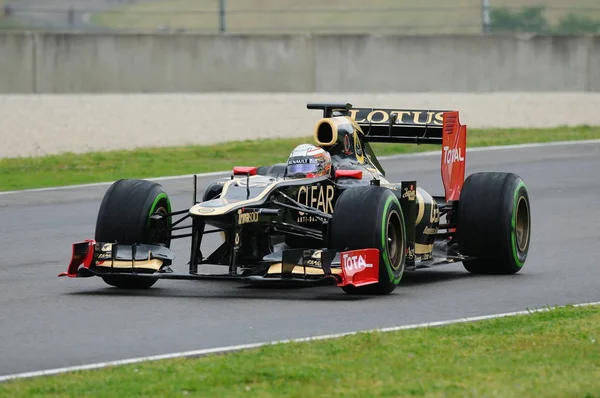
top-left (308, 102), bottom-right (448, 145)
top-left (307, 102), bottom-right (467, 202)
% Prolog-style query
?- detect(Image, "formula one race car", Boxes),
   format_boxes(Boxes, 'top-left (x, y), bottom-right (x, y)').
top-left (59, 103), bottom-right (532, 295)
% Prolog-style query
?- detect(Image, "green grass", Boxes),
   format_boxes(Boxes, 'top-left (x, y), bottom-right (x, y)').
top-left (90, 0), bottom-right (600, 33)
top-left (1, 125), bottom-right (599, 192)
top-left (1, 304), bottom-right (599, 397)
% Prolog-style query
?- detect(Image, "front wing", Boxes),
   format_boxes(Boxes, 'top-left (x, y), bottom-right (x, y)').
top-left (58, 240), bottom-right (381, 289)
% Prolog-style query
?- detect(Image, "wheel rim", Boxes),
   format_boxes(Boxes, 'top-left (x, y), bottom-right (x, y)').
top-left (515, 196), bottom-right (530, 252)
top-left (386, 210), bottom-right (403, 270)
top-left (150, 202), bottom-right (170, 245)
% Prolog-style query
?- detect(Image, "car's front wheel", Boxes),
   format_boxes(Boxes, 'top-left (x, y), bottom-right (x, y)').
top-left (330, 186), bottom-right (406, 295)
top-left (95, 179), bottom-right (172, 289)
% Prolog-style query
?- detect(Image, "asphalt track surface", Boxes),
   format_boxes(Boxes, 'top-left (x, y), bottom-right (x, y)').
top-left (1, 142), bottom-right (600, 377)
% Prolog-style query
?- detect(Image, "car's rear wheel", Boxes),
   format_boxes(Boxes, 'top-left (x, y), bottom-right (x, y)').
top-left (330, 186), bottom-right (406, 295)
top-left (95, 179), bottom-right (172, 289)
top-left (457, 172), bottom-right (531, 274)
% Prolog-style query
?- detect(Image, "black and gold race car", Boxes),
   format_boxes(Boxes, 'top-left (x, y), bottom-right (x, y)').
top-left (60, 103), bottom-right (532, 295)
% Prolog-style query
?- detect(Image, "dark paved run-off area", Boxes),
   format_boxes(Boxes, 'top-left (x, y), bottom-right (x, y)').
top-left (1, 142), bottom-right (599, 376)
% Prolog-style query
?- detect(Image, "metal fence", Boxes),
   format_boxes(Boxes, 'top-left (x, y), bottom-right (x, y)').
top-left (2, 1), bottom-right (600, 34)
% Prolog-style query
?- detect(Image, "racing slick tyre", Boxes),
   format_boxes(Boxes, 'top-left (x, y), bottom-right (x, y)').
top-left (95, 179), bottom-right (172, 289)
top-left (331, 186), bottom-right (406, 295)
top-left (457, 172), bottom-right (531, 274)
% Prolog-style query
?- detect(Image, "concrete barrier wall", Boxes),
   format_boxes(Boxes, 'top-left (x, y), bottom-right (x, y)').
top-left (589, 36), bottom-right (600, 92)
top-left (0, 33), bottom-right (599, 93)
top-left (0, 34), bottom-right (34, 93)
top-left (33, 34), bottom-right (315, 93)
top-left (314, 35), bottom-right (593, 92)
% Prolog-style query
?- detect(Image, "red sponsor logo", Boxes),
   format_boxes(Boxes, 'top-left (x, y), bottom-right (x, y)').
top-left (442, 146), bottom-right (465, 165)
top-left (343, 253), bottom-right (374, 272)
top-left (338, 249), bottom-right (379, 288)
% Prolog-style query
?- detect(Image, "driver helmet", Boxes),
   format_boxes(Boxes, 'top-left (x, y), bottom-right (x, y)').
top-left (286, 144), bottom-right (332, 178)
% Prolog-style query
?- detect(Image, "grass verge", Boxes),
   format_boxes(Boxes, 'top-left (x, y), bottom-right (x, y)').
top-left (1, 125), bottom-right (599, 192)
top-left (1, 304), bottom-right (599, 397)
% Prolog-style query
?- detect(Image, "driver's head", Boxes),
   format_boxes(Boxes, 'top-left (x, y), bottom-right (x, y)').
top-left (286, 144), bottom-right (332, 178)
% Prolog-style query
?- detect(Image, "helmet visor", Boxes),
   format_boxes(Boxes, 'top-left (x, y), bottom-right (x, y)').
top-left (287, 162), bottom-right (319, 175)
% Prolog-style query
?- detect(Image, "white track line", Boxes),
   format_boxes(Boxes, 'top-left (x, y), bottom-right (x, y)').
top-left (1, 139), bottom-right (599, 197)
top-left (379, 138), bottom-right (600, 159)
top-left (1, 301), bottom-right (598, 383)
top-left (0, 171), bottom-right (230, 196)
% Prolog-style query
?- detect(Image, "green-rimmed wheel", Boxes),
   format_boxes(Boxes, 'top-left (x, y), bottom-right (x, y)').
top-left (95, 179), bottom-right (172, 289)
top-left (331, 186), bottom-right (407, 295)
top-left (457, 172), bottom-right (531, 274)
